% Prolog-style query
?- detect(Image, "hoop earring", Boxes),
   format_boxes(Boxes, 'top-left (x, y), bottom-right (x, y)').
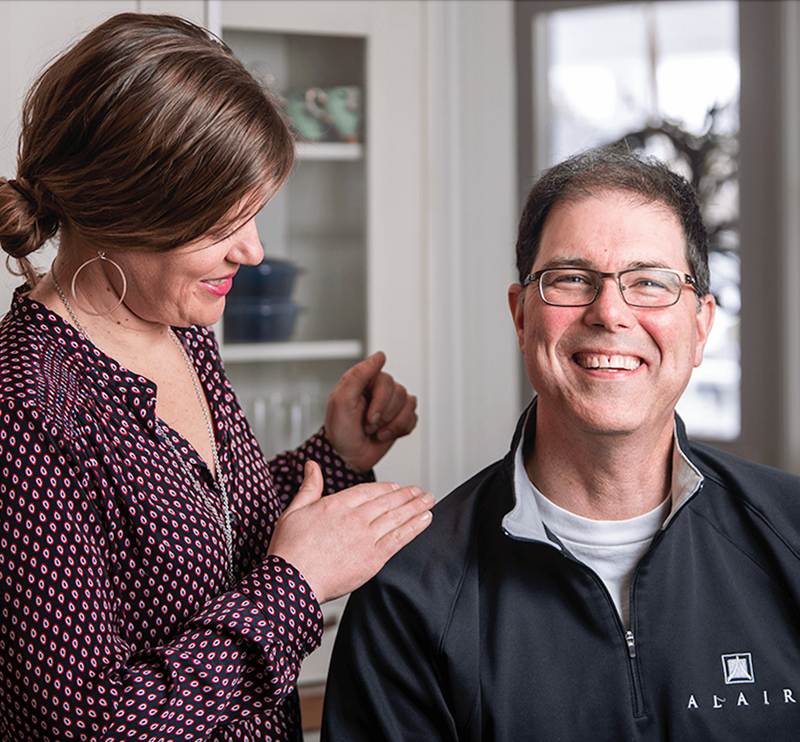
top-left (70, 252), bottom-right (128, 317)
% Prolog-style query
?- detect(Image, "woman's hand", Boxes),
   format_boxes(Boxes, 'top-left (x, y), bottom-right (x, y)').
top-left (324, 351), bottom-right (417, 473)
top-left (267, 461), bottom-right (433, 603)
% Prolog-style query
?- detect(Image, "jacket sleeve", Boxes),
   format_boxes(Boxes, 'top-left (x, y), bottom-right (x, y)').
top-left (0, 397), bottom-right (322, 741)
top-left (268, 427), bottom-right (375, 507)
top-left (320, 568), bottom-right (461, 741)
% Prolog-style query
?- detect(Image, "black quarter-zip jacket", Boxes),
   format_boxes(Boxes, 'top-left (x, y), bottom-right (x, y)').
top-left (322, 410), bottom-right (800, 741)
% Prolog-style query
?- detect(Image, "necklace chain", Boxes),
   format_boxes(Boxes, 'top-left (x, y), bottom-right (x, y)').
top-left (51, 267), bottom-right (234, 584)
top-left (166, 327), bottom-right (234, 583)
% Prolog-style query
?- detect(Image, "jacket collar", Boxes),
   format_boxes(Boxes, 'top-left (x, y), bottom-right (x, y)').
top-left (665, 415), bottom-right (705, 526)
top-left (500, 399), bottom-right (704, 543)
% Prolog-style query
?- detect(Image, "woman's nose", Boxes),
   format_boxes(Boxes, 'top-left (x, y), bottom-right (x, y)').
top-left (232, 218), bottom-right (264, 266)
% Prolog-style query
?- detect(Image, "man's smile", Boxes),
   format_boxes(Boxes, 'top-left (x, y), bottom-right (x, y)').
top-left (573, 353), bottom-right (643, 371)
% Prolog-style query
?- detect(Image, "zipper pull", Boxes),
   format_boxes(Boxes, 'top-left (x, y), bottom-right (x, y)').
top-left (625, 630), bottom-right (636, 658)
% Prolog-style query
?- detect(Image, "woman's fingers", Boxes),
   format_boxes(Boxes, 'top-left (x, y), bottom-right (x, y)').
top-left (268, 479), bottom-right (434, 604)
top-left (326, 479), bottom-right (411, 509)
top-left (363, 371), bottom-right (405, 434)
top-left (371, 394), bottom-right (418, 442)
top-left (370, 491), bottom-right (434, 552)
top-left (354, 483), bottom-right (432, 526)
top-left (284, 460), bottom-right (324, 511)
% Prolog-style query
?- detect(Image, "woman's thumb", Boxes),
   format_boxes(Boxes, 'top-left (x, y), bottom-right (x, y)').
top-left (289, 460), bottom-right (324, 510)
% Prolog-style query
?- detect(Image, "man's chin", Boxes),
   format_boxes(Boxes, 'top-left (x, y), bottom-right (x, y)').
top-left (557, 401), bottom-right (663, 439)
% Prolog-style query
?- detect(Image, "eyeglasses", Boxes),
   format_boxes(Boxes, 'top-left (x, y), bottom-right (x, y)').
top-left (523, 267), bottom-right (697, 308)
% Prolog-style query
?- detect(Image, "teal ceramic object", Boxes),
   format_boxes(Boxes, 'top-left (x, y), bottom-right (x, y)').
top-left (327, 86), bottom-right (361, 141)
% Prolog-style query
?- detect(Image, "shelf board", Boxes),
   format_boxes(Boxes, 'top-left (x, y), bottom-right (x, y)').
top-left (221, 339), bottom-right (363, 363)
top-left (295, 141), bottom-right (364, 161)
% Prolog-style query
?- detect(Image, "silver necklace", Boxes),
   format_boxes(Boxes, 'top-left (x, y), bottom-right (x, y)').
top-left (51, 267), bottom-right (234, 584)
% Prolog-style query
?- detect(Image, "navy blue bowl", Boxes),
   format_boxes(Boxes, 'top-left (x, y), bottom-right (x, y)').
top-left (223, 300), bottom-right (300, 343)
top-left (230, 258), bottom-right (299, 300)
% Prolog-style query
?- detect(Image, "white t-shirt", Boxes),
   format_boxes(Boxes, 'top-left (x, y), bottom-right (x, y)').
top-left (531, 488), bottom-right (670, 628)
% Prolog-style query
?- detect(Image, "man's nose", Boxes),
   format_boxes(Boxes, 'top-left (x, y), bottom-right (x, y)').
top-left (582, 276), bottom-right (635, 329)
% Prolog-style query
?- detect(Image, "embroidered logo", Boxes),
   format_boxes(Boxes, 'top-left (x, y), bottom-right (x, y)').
top-left (722, 653), bottom-right (755, 684)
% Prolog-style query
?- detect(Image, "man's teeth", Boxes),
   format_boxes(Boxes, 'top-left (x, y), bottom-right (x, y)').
top-left (576, 354), bottom-right (642, 370)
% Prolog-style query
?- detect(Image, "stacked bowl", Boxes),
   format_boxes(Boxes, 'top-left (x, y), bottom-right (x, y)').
top-left (224, 258), bottom-right (301, 343)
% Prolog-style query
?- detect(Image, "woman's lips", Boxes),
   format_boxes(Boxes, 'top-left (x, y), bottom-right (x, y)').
top-left (201, 275), bottom-right (234, 297)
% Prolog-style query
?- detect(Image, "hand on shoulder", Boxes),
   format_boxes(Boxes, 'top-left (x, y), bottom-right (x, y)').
top-left (267, 460), bottom-right (433, 603)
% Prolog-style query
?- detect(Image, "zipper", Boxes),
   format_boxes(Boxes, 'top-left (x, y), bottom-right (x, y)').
top-left (506, 536), bottom-right (649, 718)
top-left (618, 484), bottom-right (702, 716)
top-left (625, 630), bottom-right (636, 658)
top-left (626, 532), bottom-right (664, 721)
top-left (624, 628), bottom-right (646, 717)
top-left (555, 548), bottom-right (648, 720)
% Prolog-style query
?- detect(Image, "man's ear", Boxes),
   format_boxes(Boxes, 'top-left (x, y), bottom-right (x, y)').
top-left (693, 293), bottom-right (716, 367)
top-left (508, 283), bottom-right (526, 354)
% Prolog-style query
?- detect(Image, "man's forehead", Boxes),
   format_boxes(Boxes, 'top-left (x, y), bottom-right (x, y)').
top-left (535, 190), bottom-right (688, 268)
top-left (547, 188), bottom-right (679, 220)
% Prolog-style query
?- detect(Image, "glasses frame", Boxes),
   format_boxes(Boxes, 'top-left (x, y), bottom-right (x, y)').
top-left (523, 267), bottom-right (697, 308)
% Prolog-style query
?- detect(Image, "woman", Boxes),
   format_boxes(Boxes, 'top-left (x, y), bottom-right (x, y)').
top-left (0, 12), bottom-right (432, 741)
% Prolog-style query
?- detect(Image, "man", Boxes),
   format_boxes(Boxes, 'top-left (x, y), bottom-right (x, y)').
top-left (321, 146), bottom-right (800, 740)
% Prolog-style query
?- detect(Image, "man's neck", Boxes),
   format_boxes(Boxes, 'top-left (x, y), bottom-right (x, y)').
top-left (525, 408), bottom-right (674, 521)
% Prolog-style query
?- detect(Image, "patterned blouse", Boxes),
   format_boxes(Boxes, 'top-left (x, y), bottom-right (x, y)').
top-left (0, 290), bottom-right (370, 741)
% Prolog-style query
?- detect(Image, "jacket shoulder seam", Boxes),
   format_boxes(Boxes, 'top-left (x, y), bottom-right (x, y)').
top-left (688, 500), bottom-right (800, 575)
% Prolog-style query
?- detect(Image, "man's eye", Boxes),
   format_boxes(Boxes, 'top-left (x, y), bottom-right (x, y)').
top-left (630, 276), bottom-right (670, 291)
top-left (634, 278), bottom-right (664, 288)
top-left (551, 272), bottom-right (591, 285)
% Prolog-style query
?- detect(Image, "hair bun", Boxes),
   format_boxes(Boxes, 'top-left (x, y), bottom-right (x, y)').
top-left (0, 176), bottom-right (59, 259)
top-left (8, 176), bottom-right (40, 210)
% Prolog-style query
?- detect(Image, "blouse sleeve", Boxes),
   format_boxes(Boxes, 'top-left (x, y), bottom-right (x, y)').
top-left (267, 428), bottom-right (375, 509)
top-left (0, 397), bottom-right (323, 741)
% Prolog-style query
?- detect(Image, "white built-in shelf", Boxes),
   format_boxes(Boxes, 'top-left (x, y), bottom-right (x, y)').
top-left (295, 141), bottom-right (364, 161)
top-left (221, 339), bottom-right (363, 363)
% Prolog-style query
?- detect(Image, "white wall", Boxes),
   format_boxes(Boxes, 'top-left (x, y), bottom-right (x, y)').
top-left (422, 0), bottom-right (521, 497)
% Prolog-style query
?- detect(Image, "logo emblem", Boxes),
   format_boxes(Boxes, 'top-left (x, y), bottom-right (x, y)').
top-left (721, 653), bottom-right (755, 684)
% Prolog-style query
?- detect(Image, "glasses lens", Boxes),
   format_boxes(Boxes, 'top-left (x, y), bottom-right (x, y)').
top-left (620, 269), bottom-right (681, 307)
top-left (539, 269), bottom-right (598, 306)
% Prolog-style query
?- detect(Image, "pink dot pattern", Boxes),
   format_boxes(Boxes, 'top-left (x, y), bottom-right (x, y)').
top-left (0, 290), bottom-right (371, 741)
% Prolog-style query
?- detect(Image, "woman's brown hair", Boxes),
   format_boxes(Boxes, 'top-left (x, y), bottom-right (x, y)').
top-left (0, 12), bottom-right (295, 286)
